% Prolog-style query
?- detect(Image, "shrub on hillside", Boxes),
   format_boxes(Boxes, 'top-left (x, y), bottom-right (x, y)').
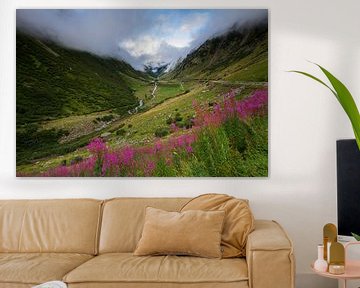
top-left (166, 117), bottom-right (174, 125)
top-left (96, 114), bottom-right (114, 123)
top-left (175, 112), bottom-right (183, 122)
top-left (184, 117), bottom-right (194, 129)
top-left (116, 129), bottom-right (126, 136)
top-left (154, 127), bottom-right (169, 138)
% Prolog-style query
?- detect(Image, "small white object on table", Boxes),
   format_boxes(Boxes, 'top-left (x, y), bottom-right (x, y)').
top-left (32, 281), bottom-right (67, 288)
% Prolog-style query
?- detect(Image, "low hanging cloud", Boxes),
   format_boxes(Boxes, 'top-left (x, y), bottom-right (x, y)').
top-left (120, 36), bottom-right (165, 58)
top-left (16, 9), bottom-right (267, 70)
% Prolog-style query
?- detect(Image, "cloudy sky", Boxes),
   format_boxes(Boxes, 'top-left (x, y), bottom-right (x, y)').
top-left (17, 9), bottom-right (267, 70)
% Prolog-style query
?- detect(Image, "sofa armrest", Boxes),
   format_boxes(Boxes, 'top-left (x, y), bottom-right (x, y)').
top-left (246, 220), bottom-right (295, 288)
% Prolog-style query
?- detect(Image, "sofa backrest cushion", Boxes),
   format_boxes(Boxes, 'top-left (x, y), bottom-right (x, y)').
top-left (181, 194), bottom-right (254, 258)
top-left (0, 199), bottom-right (102, 254)
top-left (99, 198), bottom-right (189, 253)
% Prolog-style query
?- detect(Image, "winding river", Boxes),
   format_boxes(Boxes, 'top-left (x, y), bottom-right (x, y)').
top-left (151, 81), bottom-right (158, 99)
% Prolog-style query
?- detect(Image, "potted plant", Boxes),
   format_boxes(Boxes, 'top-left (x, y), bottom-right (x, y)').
top-left (291, 63), bottom-right (360, 240)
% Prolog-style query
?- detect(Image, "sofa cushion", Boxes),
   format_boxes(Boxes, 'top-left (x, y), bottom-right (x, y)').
top-left (134, 207), bottom-right (225, 258)
top-left (0, 253), bottom-right (93, 285)
top-left (0, 284), bottom-right (33, 288)
top-left (181, 194), bottom-right (254, 258)
top-left (67, 282), bottom-right (249, 288)
top-left (99, 198), bottom-right (190, 253)
top-left (0, 199), bottom-right (102, 254)
top-left (63, 253), bottom-right (248, 285)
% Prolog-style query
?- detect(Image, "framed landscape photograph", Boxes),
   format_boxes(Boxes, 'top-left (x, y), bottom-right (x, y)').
top-left (16, 9), bottom-right (268, 177)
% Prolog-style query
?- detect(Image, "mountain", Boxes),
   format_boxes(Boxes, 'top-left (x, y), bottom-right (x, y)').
top-left (143, 62), bottom-right (170, 78)
top-left (164, 20), bottom-right (268, 82)
top-left (16, 31), bottom-right (149, 126)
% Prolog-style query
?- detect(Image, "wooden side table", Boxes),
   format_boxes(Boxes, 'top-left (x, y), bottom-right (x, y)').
top-left (311, 242), bottom-right (360, 288)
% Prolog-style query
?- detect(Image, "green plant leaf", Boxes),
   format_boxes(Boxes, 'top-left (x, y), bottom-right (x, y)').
top-left (288, 70), bottom-right (337, 98)
top-left (316, 64), bottom-right (360, 146)
top-left (289, 64), bottom-right (360, 150)
top-left (351, 232), bottom-right (360, 241)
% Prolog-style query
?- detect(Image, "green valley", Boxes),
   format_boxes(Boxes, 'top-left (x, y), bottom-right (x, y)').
top-left (16, 19), bottom-right (268, 176)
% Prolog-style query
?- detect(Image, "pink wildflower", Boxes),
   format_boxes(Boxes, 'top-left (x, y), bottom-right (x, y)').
top-left (87, 138), bottom-right (107, 155)
top-left (144, 161), bottom-right (156, 176)
top-left (185, 145), bottom-right (193, 153)
top-left (120, 146), bottom-right (135, 165)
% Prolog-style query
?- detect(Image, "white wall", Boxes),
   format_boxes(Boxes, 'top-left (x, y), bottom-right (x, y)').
top-left (1, 0), bottom-right (359, 287)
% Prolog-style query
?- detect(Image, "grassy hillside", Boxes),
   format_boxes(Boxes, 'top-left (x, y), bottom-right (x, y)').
top-left (16, 31), bottom-right (150, 165)
top-left (16, 31), bottom-right (149, 125)
top-left (164, 21), bottom-right (268, 82)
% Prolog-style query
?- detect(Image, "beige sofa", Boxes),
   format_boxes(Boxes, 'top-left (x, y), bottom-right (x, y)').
top-left (0, 198), bottom-right (295, 288)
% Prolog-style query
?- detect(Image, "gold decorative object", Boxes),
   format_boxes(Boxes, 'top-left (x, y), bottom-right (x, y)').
top-left (329, 242), bottom-right (345, 265)
top-left (329, 242), bottom-right (345, 275)
top-left (328, 264), bottom-right (345, 275)
top-left (323, 223), bottom-right (337, 263)
top-left (323, 223), bottom-right (337, 261)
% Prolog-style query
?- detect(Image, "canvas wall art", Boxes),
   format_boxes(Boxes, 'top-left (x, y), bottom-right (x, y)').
top-left (16, 9), bottom-right (268, 177)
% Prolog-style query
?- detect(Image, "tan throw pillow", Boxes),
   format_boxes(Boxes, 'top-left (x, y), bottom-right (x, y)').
top-left (134, 207), bottom-right (225, 258)
top-left (181, 194), bottom-right (254, 258)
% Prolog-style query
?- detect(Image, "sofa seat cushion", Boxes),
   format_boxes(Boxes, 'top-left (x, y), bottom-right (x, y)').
top-left (67, 283), bottom-right (249, 288)
top-left (0, 284), bottom-right (33, 288)
top-left (64, 253), bottom-right (248, 285)
top-left (0, 253), bottom-right (93, 285)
